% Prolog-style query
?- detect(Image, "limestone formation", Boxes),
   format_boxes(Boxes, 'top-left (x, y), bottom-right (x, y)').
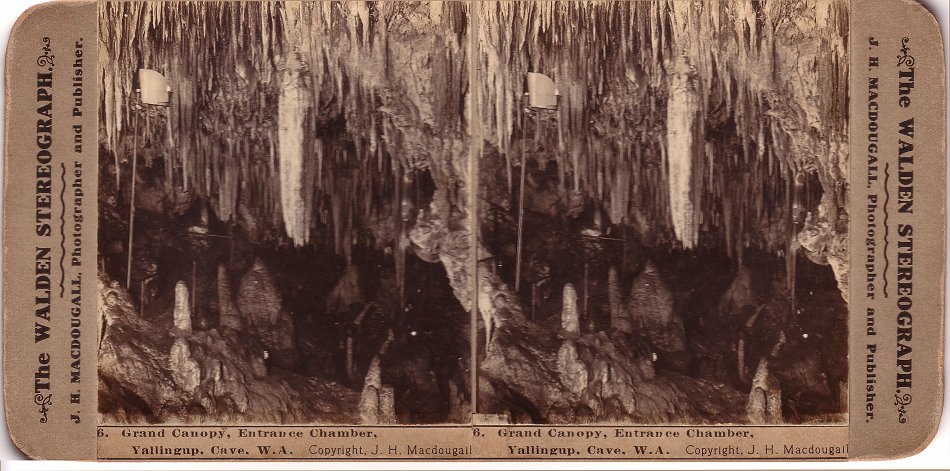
top-left (364, 355), bottom-right (382, 391)
top-left (326, 264), bottom-right (364, 314)
top-left (359, 355), bottom-right (396, 424)
top-left (377, 386), bottom-right (396, 424)
top-left (608, 267), bottom-right (633, 333)
top-left (561, 283), bottom-right (580, 334)
top-left (173, 281), bottom-right (193, 334)
top-left (237, 258), bottom-right (282, 328)
top-left (556, 340), bottom-right (588, 395)
top-left (746, 358), bottom-right (782, 424)
top-left (719, 265), bottom-right (756, 318)
top-left (359, 385), bottom-right (380, 424)
top-left (626, 261), bottom-right (686, 354)
top-left (629, 261), bottom-right (672, 328)
top-left (217, 264), bottom-right (242, 330)
top-left (234, 259), bottom-right (295, 365)
top-left (170, 338), bottom-right (201, 394)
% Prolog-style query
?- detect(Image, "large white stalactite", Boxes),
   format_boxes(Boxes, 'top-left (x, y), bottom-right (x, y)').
top-left (665, 56), bottom-right (699, 249)
top-left (278, 3), bottom-right (312, 246)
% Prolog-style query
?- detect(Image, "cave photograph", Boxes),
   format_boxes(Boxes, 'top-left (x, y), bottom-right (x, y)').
top-left (97, 0), bottom-right (849, 427)
top-left (98, 1), bottom-right (473, 425)
top-left (471, 0), bottom-right (849, 425)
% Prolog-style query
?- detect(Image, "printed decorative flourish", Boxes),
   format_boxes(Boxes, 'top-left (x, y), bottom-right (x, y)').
top-left (36, 37), bottom-right (54, 68)
top-left (894, 390), bottom-right (912, 424)
top-left (34, 393), bottom-right (51, 423)
top-left (897, 37), bottom-right (914, 67)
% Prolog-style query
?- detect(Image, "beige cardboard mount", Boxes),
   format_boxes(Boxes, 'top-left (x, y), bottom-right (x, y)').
top-left (2, 0), bottom-right (946, 461)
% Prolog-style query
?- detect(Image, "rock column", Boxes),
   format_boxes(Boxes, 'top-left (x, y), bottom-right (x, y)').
top-left (170, 281), bottom-right (201, 393)
top-left (557, 284), bottom-right (588, 395)
top-left (561, 283), bottom-right (580, 334)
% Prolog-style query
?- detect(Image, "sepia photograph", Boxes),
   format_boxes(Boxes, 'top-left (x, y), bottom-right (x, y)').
top-left (96, 0), bottom-right (849, 427)
top-left (97, 1), bottom-right (474, 425)
top-left (471, 0), bottom-right (850, 425)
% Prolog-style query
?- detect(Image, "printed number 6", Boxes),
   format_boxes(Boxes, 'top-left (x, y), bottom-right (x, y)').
top-left (473, 427), bottom-right (481, 437)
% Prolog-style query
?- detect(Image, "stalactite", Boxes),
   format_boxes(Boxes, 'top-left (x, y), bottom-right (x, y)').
top-left (472, 0), bottom-right (847, 259)
top-left (101, 1), bottom-right (848, 297)
top-left (277, 3), bottom-right (311, 246)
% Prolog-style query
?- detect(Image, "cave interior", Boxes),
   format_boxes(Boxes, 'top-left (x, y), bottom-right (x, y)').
top-left (97, 1), bottom-right (848, 425)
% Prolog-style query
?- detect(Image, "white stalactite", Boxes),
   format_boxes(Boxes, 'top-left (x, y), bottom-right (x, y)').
top-left (666, 56), bottom-right (699, 249)
top-left (278, 3), bottom-right (311, 246)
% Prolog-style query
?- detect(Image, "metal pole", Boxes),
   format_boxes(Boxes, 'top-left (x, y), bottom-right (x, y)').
top-left (514, 135), bottom-right (527, 292)
top-left (192, 260), bottom-right (198, 317)
top-left (125, 110), bottom-right (138, 290)
top-left (583, 261), bottom-right (590, 327)
top-left (467, 4), bottom-right (481, 414)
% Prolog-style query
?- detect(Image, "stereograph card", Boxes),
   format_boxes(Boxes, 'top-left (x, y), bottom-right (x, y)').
top-left (1, 0), bottom-right (946, 462)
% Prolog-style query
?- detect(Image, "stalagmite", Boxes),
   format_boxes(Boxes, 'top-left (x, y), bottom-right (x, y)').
top-left (359, 356), bottom-right (382, 424)
top-left (169, 282), bottom-right (200, 393)
top-left (364, 355), bottom-right (382, 392)
top-left (237, 258), bottom-right (282, 328)
top-left (561, 283), bottom-right (580, 334)
top-left (628, 261), bottom-right (673, 328)
top-left (359, 384), bottom-right (380, 424)
top-left (359, 355), bottom-right (396, 424)
top-left (169, 338), bottom-right (201, 394)
top-left (377, 386), bottom-right (396, 424)
top-left (217, 264), bottom-right (242, 330)
top-left (556, 340), bottom-right (588, 396)
top-left (745, 358), bottom-right (782, 424)
top-left (173, 281), bottom-right (193, 334)
top-left (746, 358), bottom-right (769, 424)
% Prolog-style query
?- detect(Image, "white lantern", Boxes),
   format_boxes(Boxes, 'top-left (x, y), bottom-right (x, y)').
top-left (138, 69), bottom-right (171, 106)
top-left (526, 72), bottom-right (558, 110)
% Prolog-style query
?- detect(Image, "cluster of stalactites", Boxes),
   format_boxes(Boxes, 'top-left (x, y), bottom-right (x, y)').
top-left (475, 0), bottom-right (848, 256)
top-left (99, 2), bottom-right (470, 255)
